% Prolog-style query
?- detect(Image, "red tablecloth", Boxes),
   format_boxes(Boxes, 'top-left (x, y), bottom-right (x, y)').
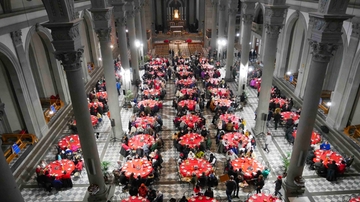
top-left (178, 71), bottom-right (193, 77)
top-left (46, 159), bottom-right (75, 179)
top-left (313, 149), bottom-right (343, 166)
top-left (231, 158), bottom-right (264, 179)
top-left (189, 196), bottom-right (218, 202)
top-left (270, 98), bottom-right (288, 108)
top-left (209, 88), bottom-right (230, 97)
top-left (292, 130), bottom-right (321, 145)
top-left (350, 197), bottom-right (360, 202)
top-left (201, 64), bottom-right (214, 70)
top-left (177, 79), bottom-right (195, 86)
top-left (247, 193), bottom-right (280, 202)
top-left (121, 159), bottom-right (153, 178)
top-left (73, 115), bottom-right (98, 126)
top-left (207, 78), bottom-right (221, 85)
top-left (179, 158), bottom-right (213, 178)
top-left (122, 196), bottom-right (149, 202)
top-left (143, 89), bottom-right (161, 97)
top-left (96, 92), bottom-right (107, 99)
top-left (180, 88), bottom-right (197, 96)
top-left (179, 133), bottom-right (204, 149)
top-left (222, 132), bottom-right (248, 148)
top-left (133, 117), bottom-right (156, 129)
top-left (178, 65), bottom-right (190, 71)
top-left (148, 71), bottom-right (165, 77)
top-left (58, 134), bottom-right (81, 151)
top-left (180, 114), bottom-right (202, 128)
top-left (178, 100), bottom-right (197, 111)
top-left (137, 100), bottom-right (161, 109)
top-left (213, 99), bottom-right (232, 107)
top-left (88, 102), bottom-right (103, 110)
top-left (281, 112), bottom-right (300, 122)
top-left (219, 114), bottom-right (240, 124)
top-left (128, 134), bottom-right (155, 150)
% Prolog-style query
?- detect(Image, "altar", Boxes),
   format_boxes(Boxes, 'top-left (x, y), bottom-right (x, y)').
top-left (170, 25), bottom-right (184, 32)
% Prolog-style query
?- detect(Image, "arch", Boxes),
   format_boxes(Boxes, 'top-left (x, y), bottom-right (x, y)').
top-left (82, 9), bottom-right (101, 69)
top-left (253, 3), bottom-right (264, 24)
top-left (275, 11), bottom-right (307, 78)
top-left (167, 0), bottom-right (184, 7)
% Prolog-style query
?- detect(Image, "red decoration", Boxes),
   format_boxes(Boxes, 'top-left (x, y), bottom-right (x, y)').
top-left (164, 39), bottom-right (169, 43)
top-left (186, 39), bottom-right (192, 43)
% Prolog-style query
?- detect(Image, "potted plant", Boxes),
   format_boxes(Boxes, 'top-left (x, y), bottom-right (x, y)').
top-left (101, 161), bottom-right (111, 172)
top-left (124, 90), bottom-right (134, 108)
top-left (282, 152), bottom-right (291, 177)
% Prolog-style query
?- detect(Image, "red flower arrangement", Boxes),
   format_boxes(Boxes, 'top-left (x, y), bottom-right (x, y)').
top-left (186, 39), bottom-right (192, 43)
top-left (164, 39), bottom-right (169, 43)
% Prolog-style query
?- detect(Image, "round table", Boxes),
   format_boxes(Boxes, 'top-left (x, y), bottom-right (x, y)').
top-left (270, 98), bottom-right (288, 108)
top-left (178, 71), bottom-right (193, 77)
top-left (178, 65), bottom-right (190, 71)
top-left (201, 65), bottom-right (214, 71)
top-left (128, 134), bottom-right (155, 150)
top-left (180, 114), bottom-right (202, 128)
top-left (209, 88), bottom-right (231, 97)
top-left (281, 112), bottom-right (300, 122)
top-left (178, 100), bottom-right (197, 111)
top-left (46, 159), bottom-right (75, 179)
top-left (231, 158), bottom-right (264, 179)
top-left (292, 130), bottom-right (321, 145)
top-left (350, 197), bottom-right (360, 202)
top-left (148, 71), bottom-right (165, 77)
top-left (88, 102), bottom-right (103, 110)
top-left (133, 117), bottom-right (156, 129)
top-left (121, 159), bottom-right (153, 178)
top-left (96, 92), bottom-right (107, 99)
top-left (313, 149), bottom-right (343, 167)
top-left (122, 196), bottom-right (149, 202)
top-left (189, 196), bottom-right (218, 202)
top-left (219, 114), bottom-right (240, 124)
top-left (73, 115), bottom-right (98, 126)
top-left (143, 89), bottom-right (161, 97)
top-left (222, 132), bottom-right (248, 148)
top-left (180, 88), bottom-right (197, 96)
top-left (179, 158), bottom-right (213, 178)
top-left (247, 193), bottom-right (281, 202)
top-left (213, 99), bottom-right (232, 107)
top-left (58, 134), bottom-right (81, 151)
top-left (207, 78), bottom-right (221, 85)
top-left (137, 100), bottom-right (161, 109)
top-left (179, 133), bottom-right (204, 149)
top-left (178, 79), bottom-right (195, 86)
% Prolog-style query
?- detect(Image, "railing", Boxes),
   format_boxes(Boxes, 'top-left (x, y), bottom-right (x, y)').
top-left (252, 22), bottom-right (263, 35)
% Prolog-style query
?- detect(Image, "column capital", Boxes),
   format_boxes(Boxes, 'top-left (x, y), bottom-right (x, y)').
top-left (218, 0), bottom-right (227, 12)
top-left (54, 49), bottom-right (84, 72)
top-left (116, 16), bottom-right (127, 26)
top-left (10, 30), bottom-right (22, 47)
top-left (228, 0), bottom-right (238, 15)
top-left (242, 14), bottom-right (254, 24)
top-left (89, 8), bottom-right (112, 31)
top-left (241, 1), bottom-right (256, 15)
top-left (318, 0), bottom-right (349, 15)
top-left (124, 1), bottom-right (136, 18)
top-left (264, 24), bottom-right (283, 38)
top-left (309, 41), bottom-right (338, 63)
top-left (264, 4), bottom-right (288, 39)
top-left (95, 28), bottom-right (112, 42)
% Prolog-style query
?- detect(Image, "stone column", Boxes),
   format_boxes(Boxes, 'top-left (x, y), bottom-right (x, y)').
top-left (0, 139), bottom-right (24, 201)
top-left (112, 0), bottom-right (132, 91)
top-left (217, 0), bottom-right (227, 38)
top-left (210, 0), bottom-right (218, 52)
top-left (125, 0), bottom-right (140, 82)
top-left (285, 0), bottom-right (351, 195)
top-left (238, 1), bottom-right (255, 94)
top-left (327, 17), bottom-right (360, 129)
top-left (254, 1), bottom-right (288, 134)
top-left (140, 0), bottom-right (148, 54)
top-left (90, 7), bottom-right (124, 138)
top-left (10, 30), bottom-right (48, 137)
top-left (224, 0), bottom-right (238, 81)
top-left (134, 0), bottom-right (143, 43)
top-left (42, 1), bottom-right (107, 200)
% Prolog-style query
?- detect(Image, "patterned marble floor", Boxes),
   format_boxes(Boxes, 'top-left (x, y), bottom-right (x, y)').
top-left (19, 67), bottom-right (360, 202)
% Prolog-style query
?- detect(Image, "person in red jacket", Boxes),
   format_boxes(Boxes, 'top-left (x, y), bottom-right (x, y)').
top-left (138, 183), bottom-right (148, 197)
top-left (338, 160), bottom-right (346, 175)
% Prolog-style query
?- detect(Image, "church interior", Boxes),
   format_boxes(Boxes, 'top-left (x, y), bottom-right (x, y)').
top-left (1, 0), bottom-right (360, 201)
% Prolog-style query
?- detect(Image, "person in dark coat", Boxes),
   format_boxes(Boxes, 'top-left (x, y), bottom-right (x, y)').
top-left (274, 112), bottom-right (281, 130)
top-left (204, 187), bottom-right (214, 198)
top-left (274, 175), bottom-right (283, 197)
top-left (326, 160), bottom-right (338, 181)
top-left (255, 175), bottom-right (265, 194)
top-left (198, 172), bottom-right (208, 188)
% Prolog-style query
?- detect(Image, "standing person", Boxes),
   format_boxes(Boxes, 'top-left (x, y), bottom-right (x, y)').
top-left (274, 111), bottom-right (281, 130)
top-left (274, 176), bottom-right (283, 197)
top-left (225, 175), bottom-right (237, 202)
top-left (255, 175), bottom-right (265, 194)
top-left (116, 81), bottom-right (121, 96)
top-left (263, 132), bottom-right (272, 153)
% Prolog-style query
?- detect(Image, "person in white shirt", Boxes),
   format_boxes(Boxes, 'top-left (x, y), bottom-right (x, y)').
top-left (188, 151), bottom-right (196, 159)
top-left (246, 142), bottom-right (252, 152)
top-left (226, 150), bottom-right (237, 162)
top-left (263, 132), bottom-right (272, 153)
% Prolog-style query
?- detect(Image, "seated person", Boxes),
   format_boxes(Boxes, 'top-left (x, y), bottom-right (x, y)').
top-left (338, 160), bottom-right (346, 175)
top-left (262, 167), bottom-right (271, 179)
top-left (314, 159), bottom-right (327, 177)
top-left (208, 153), bottom-right (217, 166)
top-left (320, 141), bottom-right (331, 150)
top-left (204, 187), bottom-right (214, 198)
top-left (74, 159), bottom-right (83, 173)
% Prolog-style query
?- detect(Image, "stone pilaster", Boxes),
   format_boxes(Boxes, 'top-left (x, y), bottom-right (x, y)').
top-left (254, 1), bottom-right (288, 134)
top-left (140, 0), bottom-right (148, 53)
top-left (10, 30), bottom-right (48, 137)
top-left (41, 1), bottom-right (108, 200)
top-left (217, 0), bottom-right (227, 38)
top-left (90, 6), bottom-right (124, 139)
top-left (285, 0), bottom-right (351, 196)
top-left (238, 0), bottom-right (256, 94)
top-left (224, 0), bottom-right (238, 81)
top-left (210, 0), bottom-right (218, 52)
top-left (134, 0), bottom-right (143, 43)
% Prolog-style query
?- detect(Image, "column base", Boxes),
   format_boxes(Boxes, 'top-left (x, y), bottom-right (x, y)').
top-left (87, 185), bottom-right (110, 202)
top-left (224, 77), bottom-right (235, 82)
top-left (284, 178), bottom-right (306, 197)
